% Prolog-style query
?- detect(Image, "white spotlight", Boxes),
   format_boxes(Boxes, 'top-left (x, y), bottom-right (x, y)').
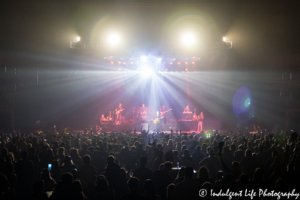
top-left (182, 32), bottom-right (196, 46)
top-left (140, 56), bottom-right (147, 62)
top-left (223, 37), bottom-right (227, 42)
top-left (108, 33), bottom-right (120, 46)
top-left (158, 58), bottom-right (162, 61)
top-left (76, 37), bottom-right (81, 42)
top-left (141, 67), bottom-right (153, 77)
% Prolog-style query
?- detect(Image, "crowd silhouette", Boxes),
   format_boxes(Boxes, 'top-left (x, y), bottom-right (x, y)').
top-left (0, 128), bottom-right (299, 200)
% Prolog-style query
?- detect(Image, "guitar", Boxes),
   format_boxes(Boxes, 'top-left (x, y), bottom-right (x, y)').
top-left (160, 108), bottom-right (172, 116)
top-left (153, 116), bottom-right (164, 124)
top-left (116, 108), bottom-right (125, 114)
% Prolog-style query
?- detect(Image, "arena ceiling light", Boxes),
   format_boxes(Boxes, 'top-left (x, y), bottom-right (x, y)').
top-left (141, 67), bottom-right (154, 77)
top-left (140, 56), bottom-right (147, 62)
top-left (76, 36), bottom-right (81, 42)
top-left (222, 36), bottom-right (233, 49)
top-left (181, 32), bottom-right (196, 47)
top-left (107, 33), bottom-right (121, 46)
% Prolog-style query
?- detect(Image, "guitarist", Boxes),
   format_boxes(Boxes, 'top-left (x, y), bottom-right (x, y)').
top-left (115, 103), bottom-right (124, 123)
top-left (160, 105), bottom-right (171, 124)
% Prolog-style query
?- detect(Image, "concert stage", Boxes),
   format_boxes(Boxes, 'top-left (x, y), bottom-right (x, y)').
top-left (98, 117), bottom-right (221, 132)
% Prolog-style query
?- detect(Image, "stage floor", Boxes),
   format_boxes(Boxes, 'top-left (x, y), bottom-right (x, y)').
top-left (71, 130), bottom-right (212, 134)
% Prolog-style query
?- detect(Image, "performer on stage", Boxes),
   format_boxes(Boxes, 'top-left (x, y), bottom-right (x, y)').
top-left (160, 105), bottom-right (165, 114)
top-left (197, 112), bottom-right (204, 132)
top-left (183, 105), bottom-right (190, 113)
top-left (160, 105), bottom-right (172, 124)
top-left (160, 105), bottom-right (166, 124)
top-left (183, 105), bottom-right (192, 120)
top-left (115, 103), bottom-right (124, 123)
top-left (100, 114), bottom-right (106, 124)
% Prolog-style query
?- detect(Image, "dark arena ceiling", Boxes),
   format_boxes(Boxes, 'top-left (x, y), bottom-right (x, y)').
top-left (0, 0), bottom-right (300, 71)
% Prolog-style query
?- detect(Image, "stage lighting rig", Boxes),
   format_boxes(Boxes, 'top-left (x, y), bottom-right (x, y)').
top-left (107, 33), bottom-right (121, 46)
top-left (140, 56), bottom-right (147, 62)
top-left (70, 36), bottom-right (85, 49)
top-left (221, 36), bottom-right (233, 49)
top-left (181, 32), bottom-right (196, 47)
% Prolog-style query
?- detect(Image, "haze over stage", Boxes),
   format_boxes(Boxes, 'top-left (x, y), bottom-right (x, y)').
top-left (0, 0), bottom-right (300, 132)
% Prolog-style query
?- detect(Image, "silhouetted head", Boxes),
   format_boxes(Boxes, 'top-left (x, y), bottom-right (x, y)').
top-left (58, 147), bottom-right (65, 155)
top-left (232, 161), bottom-right (240, 172)
top-left (64, 156), bottom-right (72, 165)
top-left (184, 167), bottom-right (194, 179)
top-left (41, 169), bottom-right (51, 180)
top-left (107, 155), bottom-right (115, 165)
top-left (245, 149), bottom-right (252, 158)
top-left (143, 179), bottom-right (156, 195)
top-left (61, 173), bottom-right (73, 187)
top-left (167, 184), bottom-right (175, 199)
top-left (198, 166), bottom-right (209, 179)
top-left (128, 177), bottom-right (139, 193)
top-left (33, 180), bottom-right (44, 193)
top-left (173, 150), bottom-right (178, 157)
top-left (164, 162), bottom-right (172, 172)
top-left (178, 166), bottom-right (186, 178)
top-left (238, 173), bottom-right (249, 187)
top-left (183, 149), bottom-right (190, 157)
top-left (253, 168), bottom-right (263, 182)
top-left (275, 178), bottom-right (286, 191)
top-left (83, 155), bottom-right (91, 164)
top-left (95, 175), bottom-right (109, 189)
top-left (71, 180), bottom-right (83, 194)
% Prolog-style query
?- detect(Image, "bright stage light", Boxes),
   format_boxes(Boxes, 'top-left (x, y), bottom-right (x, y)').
top-left (140, 56), bottom-right (147, 62)
top-left (170, 62), bottom-right (173, 65)
top-left (165, 68), bottom-right (168, 71)
top-left (223, 37), bottom-right (227, 42)
top-left (185, 68), bottom-right (188, 71)
top-left (141, 67), bottom-right (153, 77)
top-left (108, 33), bottom-right (120, 46)
top-left (110, 61), bottom-right (114, 64)
top-left (185, 62), bottom-right (188, 65)
top-left (76, 37), bottom-right (81, 42)
top-left (130, 62), bottom-right (133, 64)
top-left (158, 58), bottom-right (162, 61)
top-left (123, 62), bottom-right (126, 65)
top-left (192, 62), bottom-right (195, 65)
top-left (177, 62), bottom-right (180, 65)
top-left (182, 32), bottom-right (196, 46)
top-left (118, 61), bottom-right (121, 64)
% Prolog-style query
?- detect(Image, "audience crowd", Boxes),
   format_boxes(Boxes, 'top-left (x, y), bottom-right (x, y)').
top-left (0, 128), bottom-right (299, 200)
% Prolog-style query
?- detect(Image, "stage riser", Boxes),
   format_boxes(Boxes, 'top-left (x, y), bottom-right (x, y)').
top-left (101, 121), bottom-right (200, 132)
